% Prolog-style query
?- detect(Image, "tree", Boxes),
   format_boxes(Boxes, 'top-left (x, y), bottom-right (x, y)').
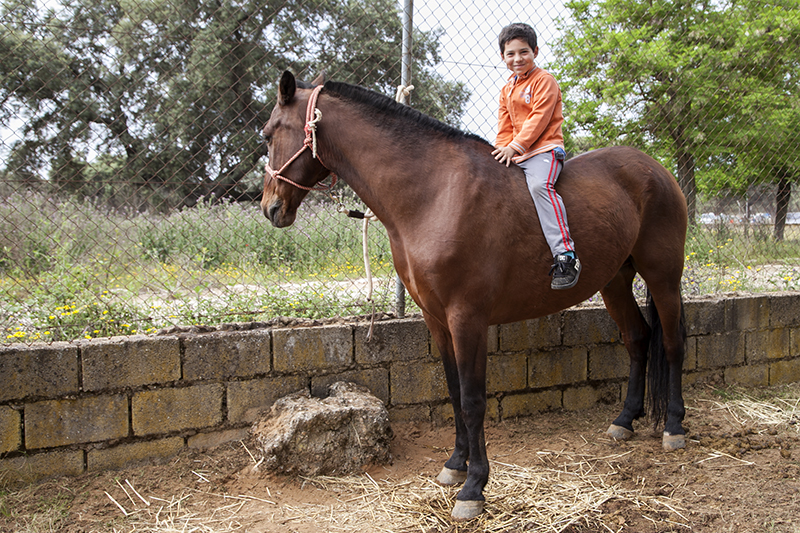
top-left (0, 0), bottom-right (469, 210)
top-left (724, 1), bottom-right (800, 239)
top-left (553, 0), bottom-right (800, 228)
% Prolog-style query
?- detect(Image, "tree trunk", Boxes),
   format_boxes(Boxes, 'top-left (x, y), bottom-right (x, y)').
top-left (774, 170), bottom-right (791, 241)
top-left (676, 147), bottom-right (697, 226)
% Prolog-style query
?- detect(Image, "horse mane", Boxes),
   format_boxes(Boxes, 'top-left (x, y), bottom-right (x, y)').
top-left (322, 80), bottom-right (491, 146)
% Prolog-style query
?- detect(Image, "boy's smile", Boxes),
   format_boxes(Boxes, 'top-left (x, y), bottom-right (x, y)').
top-left (502, 38), bottom-right (538, 76)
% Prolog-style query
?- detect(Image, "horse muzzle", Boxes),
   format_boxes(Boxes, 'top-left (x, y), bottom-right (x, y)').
top-left (262, 197), bottom-right (296, 228)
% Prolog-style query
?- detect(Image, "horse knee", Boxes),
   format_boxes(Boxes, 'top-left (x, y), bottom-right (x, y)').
top-left (460, 396), bottom-right (486, 424)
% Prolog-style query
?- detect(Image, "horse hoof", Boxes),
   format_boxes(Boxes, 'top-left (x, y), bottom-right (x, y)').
top-left (451, 500), bottom-right (484, 521)
top-left (662, 432), bottom-right (686, 451)
top-left (436, 467), bottom-right (468, 486)
top-left (606, 424), bottom-right (634, 441)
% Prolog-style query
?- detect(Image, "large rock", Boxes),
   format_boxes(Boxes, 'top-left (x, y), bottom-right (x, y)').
top-left (251, 382), bottom-right (392, 476)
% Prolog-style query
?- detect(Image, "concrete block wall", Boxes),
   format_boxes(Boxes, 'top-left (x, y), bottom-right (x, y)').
top-left (2, 292), bottom-right (800, 485)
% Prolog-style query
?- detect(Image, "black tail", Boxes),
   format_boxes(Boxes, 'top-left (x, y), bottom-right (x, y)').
top-left (646, 290), bottom-right (686, 428)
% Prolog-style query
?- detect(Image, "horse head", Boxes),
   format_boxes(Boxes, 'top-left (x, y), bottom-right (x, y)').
top-left (261, 71), bottom-right (331, 228)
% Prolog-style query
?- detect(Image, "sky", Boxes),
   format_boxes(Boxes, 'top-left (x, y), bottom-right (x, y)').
top-left (413, 0), bottom-right (571, 141)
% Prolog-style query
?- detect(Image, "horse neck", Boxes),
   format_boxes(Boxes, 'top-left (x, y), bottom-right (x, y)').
top-left (317, 98), bottom-right (433, 230)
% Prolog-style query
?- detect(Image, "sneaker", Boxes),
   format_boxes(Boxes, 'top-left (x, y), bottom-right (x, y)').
top-left (549, 255), bottom-right (581, 290)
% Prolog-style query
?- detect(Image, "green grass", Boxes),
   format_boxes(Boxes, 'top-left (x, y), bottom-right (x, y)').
top-left (3, 192), bottom-right (800, 343)
top-left (1, 193), bottom-right (404, 342)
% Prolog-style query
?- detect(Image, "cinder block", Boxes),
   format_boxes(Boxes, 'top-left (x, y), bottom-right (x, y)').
top-left (683, 370), bottom-right (723, 388)
top-left (0, 450), bottom-right (84, 485)
top-left (696, 331), bottom-right (745, 369)
top-left (87, 437), bottom-right (184, 471)
top-left (188, 428), bottom-right (250, 450)
top-left (685, 336), bottom-right (698, 371)
top-left (563, 307), bottom-right (619, 346)
top-left (588, 343), bottom-right (629, 381)
top-left (685, 297), bottom-right (725, 336)
top-left (183, 329), bottom-right (270, 380)
top-left (529, 347), bottom-right (587, 388)
top-left (563, 383), bottom-right (619, 411)
top-left (501, 390), bottom-right (562, 419)
top-left (789, 327), bottom-right (800, 357)
top-left (273, 325), bottom-right (353, 373)
top-left (499, 315), bottom-right (561, 352)
top-left (390, 360), bottom-right (448, 405)
top-left (389, 404), bottom-right (430, 423)
top-left (487, 353), bottom-right (527, 394)
top-left (82, 335), bottom-right (180, 391)
top-left (746, 329), bottom-right (790, 362)
top-left (724, 364), bottom-right (769, 387)
top-left (726, 295), bottom-right (769, 332)
top-left (0, 344), bottom-right (78, 402)
top-left (355, 318), bottom-right (429, 364)
top-left (25, 395), bottom-right (128, 449)
top-left (769, 292), bottom-right (800, 328)
top-left (311, 368), bottom-right (389, 403)
top-left (770, 358), bottom-right (800, 385)
top-left (227, 375), bottom-right (307, 423)
top-left (487, 324), bottom-right (499, 354)
top-left (132, 384), bottom-right (223, 436)
top-left (431, 325), bottom-right (499, 358)
top-left (0, 406), bottom-right (21, 453)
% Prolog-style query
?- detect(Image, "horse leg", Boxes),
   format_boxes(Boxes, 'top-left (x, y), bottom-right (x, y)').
top-left (444, 320), bottom-right (490, 520)
top-left (645, 283), bottom-right (687, 451)
top-left (428, 319), bottom-right (469, 486)
top-left (600, 262), bottom-right (651, 441)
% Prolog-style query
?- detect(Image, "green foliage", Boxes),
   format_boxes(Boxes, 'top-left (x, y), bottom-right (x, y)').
top-left (0, 0), bottom-right (470, 211)
top-left (1, 192), bottom-right (402, 342)
top-left (554, 0), bottom-right (800, 223)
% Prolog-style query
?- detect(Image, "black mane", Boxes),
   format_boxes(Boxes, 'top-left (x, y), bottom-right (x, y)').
top-left (322, 81), bottom-right (490, 146)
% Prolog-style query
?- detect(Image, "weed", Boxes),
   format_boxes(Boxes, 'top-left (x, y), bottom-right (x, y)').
top-left (2, 191), bottom-right (800, 343)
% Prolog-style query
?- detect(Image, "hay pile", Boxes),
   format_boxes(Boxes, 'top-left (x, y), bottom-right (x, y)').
top-left (288, 449), bottom-right (684, 532)
top-left (107, 448), bottom-right (684, 532)
top-left (704, 390), bottom-right (800, 431)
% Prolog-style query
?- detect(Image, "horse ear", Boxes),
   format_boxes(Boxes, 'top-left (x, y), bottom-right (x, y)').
top-left (311, 71), bottom-right (326, 86)
top-left (278, 71), bottom-right (296, 105)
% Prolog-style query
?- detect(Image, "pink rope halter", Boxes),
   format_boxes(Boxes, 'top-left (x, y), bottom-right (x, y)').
top-left (264, 85), bottom-right (337, 191)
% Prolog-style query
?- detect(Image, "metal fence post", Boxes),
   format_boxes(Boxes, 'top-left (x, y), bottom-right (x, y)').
top-left (395, 0), bottom-right (413, 319)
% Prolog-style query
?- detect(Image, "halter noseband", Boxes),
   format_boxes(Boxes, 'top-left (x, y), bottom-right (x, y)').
top-left (265, 85), bottom-right (337, 192)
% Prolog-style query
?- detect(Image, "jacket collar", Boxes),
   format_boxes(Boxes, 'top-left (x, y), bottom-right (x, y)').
top-left (510, 66), bottom-right (538, 83)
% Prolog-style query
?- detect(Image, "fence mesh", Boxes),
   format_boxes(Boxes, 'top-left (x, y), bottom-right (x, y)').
top-left (2, 0), bottom-right (799, 343)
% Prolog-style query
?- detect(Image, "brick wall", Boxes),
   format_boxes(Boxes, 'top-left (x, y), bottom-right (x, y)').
top-left (2, 292), bottom-right (800, 484)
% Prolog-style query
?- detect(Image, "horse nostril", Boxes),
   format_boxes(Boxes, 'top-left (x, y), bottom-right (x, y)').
top-left (267, 201), bottom-right (281, 223)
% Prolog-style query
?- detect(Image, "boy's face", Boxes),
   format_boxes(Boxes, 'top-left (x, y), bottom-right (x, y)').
top-left (502, 38), bottom-right (538, 76)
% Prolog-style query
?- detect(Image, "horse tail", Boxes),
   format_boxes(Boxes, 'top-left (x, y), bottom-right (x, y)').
top-left (646, 289), bottom-right (686, 428)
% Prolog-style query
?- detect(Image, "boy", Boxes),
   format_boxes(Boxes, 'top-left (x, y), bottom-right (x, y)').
top-left (492, 22), bottom-right (581, 290)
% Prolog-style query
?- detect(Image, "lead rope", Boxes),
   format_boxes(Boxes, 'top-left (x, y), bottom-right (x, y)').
top-left (307, 108), bottom-right (322, 158)
top-left (337, 84), bottom-right (414, 342)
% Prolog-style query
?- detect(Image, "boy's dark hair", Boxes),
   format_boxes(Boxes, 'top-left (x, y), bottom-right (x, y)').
top-left (498, 23), bottom-right (538, 55)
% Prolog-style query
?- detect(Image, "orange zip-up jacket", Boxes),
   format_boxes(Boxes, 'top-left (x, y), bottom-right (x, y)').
top-left (495, 66), bottom-right (564, 163)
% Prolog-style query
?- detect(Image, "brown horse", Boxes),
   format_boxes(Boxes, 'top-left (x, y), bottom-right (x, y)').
top-left (261, 71), bottom-right (688, 520)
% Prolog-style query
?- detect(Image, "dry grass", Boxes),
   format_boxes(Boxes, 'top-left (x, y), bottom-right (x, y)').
top-left (702, 387), bottom-right (800, 432)
top-left (289, 449), bottom-right (688, 533)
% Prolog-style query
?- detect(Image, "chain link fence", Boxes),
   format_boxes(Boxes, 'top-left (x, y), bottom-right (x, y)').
top-left (2, 0), bottom-right (799, 344)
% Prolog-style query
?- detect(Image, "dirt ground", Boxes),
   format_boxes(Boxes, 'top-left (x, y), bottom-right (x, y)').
top-left (2, 382), bottom-right (799, 533)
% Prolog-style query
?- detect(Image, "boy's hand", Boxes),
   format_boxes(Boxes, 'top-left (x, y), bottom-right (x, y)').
top-left (492, 146), bottom-right (517, 167)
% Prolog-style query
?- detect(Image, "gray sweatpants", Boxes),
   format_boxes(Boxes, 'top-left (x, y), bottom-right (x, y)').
top-left (517, 150), bottom-right (575, 257)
